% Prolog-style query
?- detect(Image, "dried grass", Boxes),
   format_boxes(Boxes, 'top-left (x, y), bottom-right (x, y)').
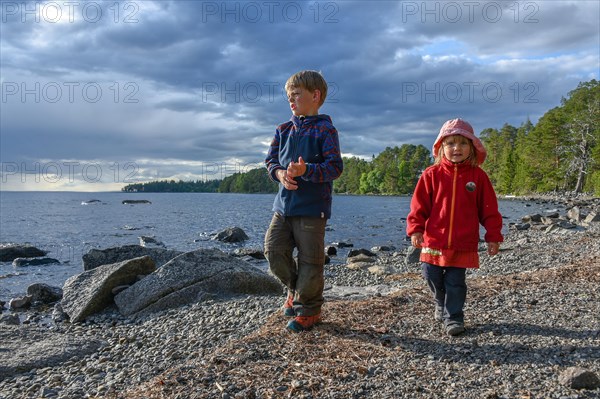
top-left (121, 254), bottom-right (599, 399)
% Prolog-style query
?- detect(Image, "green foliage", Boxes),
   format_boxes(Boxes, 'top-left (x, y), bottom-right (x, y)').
top-left (334, 156), bottom-right (370, 194)
top-left (480, 79), bottom-right (599, 195)
top-left (121, 169), bottom-right (277, 194)
top-left (335, 144), bottom-right (433, 195)
top-left (219, 167), bottom-right (278, 193)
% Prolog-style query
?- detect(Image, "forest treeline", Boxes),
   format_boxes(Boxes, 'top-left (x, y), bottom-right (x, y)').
top-left (122, 80), bottom-right (599, 195)
top-left (122, 167), bottom-right (278, 193)
top-left (480, 80), bottom-right (599, 194)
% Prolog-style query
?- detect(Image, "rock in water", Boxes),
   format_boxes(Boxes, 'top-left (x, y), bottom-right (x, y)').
top-left (0, 244), bottom-right (47, 262)
top-left (212, 227), bottom-right (249, 243)
top-left (139, 236), bottom-right (166, 248)
top-left (12, 257), bottom-right (60, 267)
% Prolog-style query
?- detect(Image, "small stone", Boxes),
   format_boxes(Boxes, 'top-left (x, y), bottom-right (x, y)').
top-left (9, 295), bottom-right (32, 310)
top-left (348, 248), bottom-right (376, 258)
top-left (0, 314), bottom-right (20, 325)
top-left (405, 246), bottom-right (421, 264)
top-left (558, 367), bottom-right (600, 390)
top-left (484, 391), bottom-right (499, 399)
top-left (583, 211), bottom-right (600, 224)
top-left (514, 223), bottom-right (531, 231)
top-left (292, 380), bottom-right (303, 389)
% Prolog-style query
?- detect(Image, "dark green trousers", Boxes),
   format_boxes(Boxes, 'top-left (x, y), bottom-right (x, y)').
top-left (264, 213), bottom-right (326, 316)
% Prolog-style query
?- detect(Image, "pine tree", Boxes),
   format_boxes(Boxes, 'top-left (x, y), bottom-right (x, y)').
top-left (559, 80), bottom-right (600, 193)
top-left (512, 119), bottom-right (534, 193)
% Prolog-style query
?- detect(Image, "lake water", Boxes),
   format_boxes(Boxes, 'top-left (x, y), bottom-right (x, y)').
top-left (0, 192), bottom-right (562, 302)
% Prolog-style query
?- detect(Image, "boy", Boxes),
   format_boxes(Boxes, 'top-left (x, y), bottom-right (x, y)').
top-left (264, 70), bottom-right (343, 332)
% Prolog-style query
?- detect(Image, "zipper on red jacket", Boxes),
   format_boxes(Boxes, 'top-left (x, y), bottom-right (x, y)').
top-left (447, 164), bottom-right (458, 248)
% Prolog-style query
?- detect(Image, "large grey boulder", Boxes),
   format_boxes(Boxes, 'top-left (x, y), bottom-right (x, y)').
top-left (62, 256), bottom-right (156, 322)
top-left (0, 244), bottom-right (47, 262)
top-left (114, 248), bottom-right (281, 316)
top-left (82, 245), bottom-right (182, 271)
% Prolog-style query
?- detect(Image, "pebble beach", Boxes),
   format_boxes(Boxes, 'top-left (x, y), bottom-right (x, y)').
top-left (1, 197), bottom-right (599, 399)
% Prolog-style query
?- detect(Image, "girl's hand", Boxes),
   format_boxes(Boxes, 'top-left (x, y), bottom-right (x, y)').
top-left (411, 233), bottom-right (423, 248)
top-left (487, 242), bottom-right (500, 256)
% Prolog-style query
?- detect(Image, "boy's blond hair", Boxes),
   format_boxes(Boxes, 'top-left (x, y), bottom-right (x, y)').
top-left (285, 70), bottom-right (328, 106)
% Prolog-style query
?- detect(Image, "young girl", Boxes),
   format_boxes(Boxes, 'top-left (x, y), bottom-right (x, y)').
top-left (407, 118), bottom-right (503, 336)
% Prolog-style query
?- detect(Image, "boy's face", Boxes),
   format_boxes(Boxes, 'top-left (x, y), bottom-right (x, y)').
top-left (442, 135), bottom-right (472, 163)
top-left (287, 86), bottom-right (320, 117)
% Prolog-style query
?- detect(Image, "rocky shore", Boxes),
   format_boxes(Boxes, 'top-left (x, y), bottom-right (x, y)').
top-left (0, 196), bottom-right (599, 398)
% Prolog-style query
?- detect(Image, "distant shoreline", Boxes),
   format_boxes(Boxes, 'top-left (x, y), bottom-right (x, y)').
top-left (2, 190), bottom-right (598, 200)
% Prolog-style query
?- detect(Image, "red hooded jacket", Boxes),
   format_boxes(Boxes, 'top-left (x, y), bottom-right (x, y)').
top-left (407, 157), bottom-right (503, 252)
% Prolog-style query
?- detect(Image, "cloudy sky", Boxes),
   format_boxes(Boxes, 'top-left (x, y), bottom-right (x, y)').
top-left (1, 0), bottom-right (598, 191)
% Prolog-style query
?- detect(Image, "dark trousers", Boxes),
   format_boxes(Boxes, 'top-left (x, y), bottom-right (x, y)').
top-left (264, 213), bottom-right (326, 316)
top-left (421, 262), bottom-right (467, 324)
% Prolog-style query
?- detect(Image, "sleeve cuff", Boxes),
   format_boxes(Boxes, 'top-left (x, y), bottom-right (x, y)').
top-left (300, 164), bottom-right (312, 181)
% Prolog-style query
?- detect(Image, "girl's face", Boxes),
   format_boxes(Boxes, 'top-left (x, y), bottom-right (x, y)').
top-left (442, 135), bottom-right (472, 163)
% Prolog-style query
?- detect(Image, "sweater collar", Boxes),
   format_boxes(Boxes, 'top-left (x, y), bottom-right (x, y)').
top-left (441, 157), bottom-right (473, 170)
top-left (291, 114), bottom-right (331, 127)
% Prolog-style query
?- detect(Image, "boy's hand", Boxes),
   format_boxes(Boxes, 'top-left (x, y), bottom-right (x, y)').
top-left (275, 169), bottom-right (298, 190)
top-left (287, 156), bottom-right (307, 178)
top-left (411, 233), bottom-right (423, 248)
top-left (487, 242), bottom-right (500, 256)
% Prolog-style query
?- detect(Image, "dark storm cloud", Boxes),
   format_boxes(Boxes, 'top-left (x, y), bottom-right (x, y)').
top-left (0, 0), bottom-right (598, 190)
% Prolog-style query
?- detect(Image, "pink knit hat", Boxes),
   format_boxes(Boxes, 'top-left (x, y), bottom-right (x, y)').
top-left (433, 118), bottom-right (487, 164)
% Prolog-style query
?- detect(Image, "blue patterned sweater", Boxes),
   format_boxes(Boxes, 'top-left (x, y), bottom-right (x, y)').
top-left (265, 114), bottom-right (343, 219)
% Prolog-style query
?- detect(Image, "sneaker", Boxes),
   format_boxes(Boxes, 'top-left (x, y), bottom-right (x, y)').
top-left (446, 322), bottom-right (465, 336)
top-left (286, 314), bottom-right (321, 333)
top-left (283, 293), bottom-right (295, 317)
top-left (434, 306), bottom-right (443, 322)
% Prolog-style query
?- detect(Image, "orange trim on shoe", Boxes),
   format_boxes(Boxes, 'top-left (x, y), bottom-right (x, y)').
top-left (283, 294), bottom-right (295, 317)
top-left (286, 314), bottom-right (321, 332)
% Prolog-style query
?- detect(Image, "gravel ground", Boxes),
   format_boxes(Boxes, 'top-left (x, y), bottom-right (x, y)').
top-left (0, 203), bottom-right (599, 399)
